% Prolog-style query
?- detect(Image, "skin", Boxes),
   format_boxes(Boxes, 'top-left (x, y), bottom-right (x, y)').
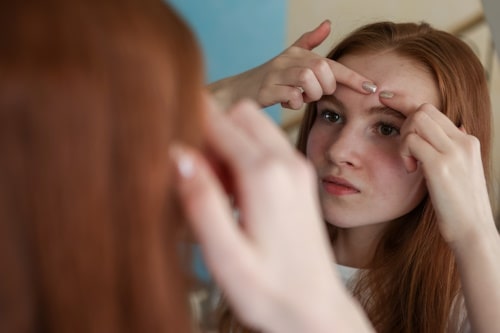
top-left (173, 97), bottom-right (375, 333)
top-left (307, 51), bottom-right (439, 267)
top-left (198, 21), bottom-right (500, 333)
top-left (208, 20), bottom-right (376, 111)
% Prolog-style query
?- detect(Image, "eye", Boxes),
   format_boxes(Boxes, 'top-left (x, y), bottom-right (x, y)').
top-left (377, 122), bottom-right (400, 136)
top-left (319, 110), bottom-right (342, 123)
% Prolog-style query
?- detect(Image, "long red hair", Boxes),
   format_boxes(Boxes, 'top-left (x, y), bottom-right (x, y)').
top-left (0, 1), bottom-right (204, 332)
top-left (296, 21), bottom-right (492, 333)
top-left (218, 21), bottom-right (492, 333)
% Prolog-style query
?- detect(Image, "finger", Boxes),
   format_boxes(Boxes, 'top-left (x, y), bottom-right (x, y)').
top-left (330, 60), bottom-right (377, 95)
top-left (171, 144), bottom-right (256, 289)
top-left (258, 68), bottom-right (312, 107)
top-left (380, 91), bottom-right (458, 133)
top-left (378, 90), bottom-right (422, 114)
top-left (261, 65), bottom-right (332, 103)
top-left (205, 100), bottom-right (263, 168)
top-left (259, 84), bottom-right (305, 110)
top-left (204, 100), bottom-right (290, 215)
top-left (401, 105), bottom-right (453, 154)
top-left (288, 67), bottom-right (324, 101)
top-left (226, 100), bottom-right (295, 155)
top-left (400, 132), bottom-right (438, 173)
top-left (292, 20), bottom-right (331, 50)
top-left (284, 87), bottom-right (306, 110)
top-left (417, 104), bottom-right (463, 138)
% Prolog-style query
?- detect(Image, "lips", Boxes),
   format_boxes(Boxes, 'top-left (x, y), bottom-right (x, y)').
top-left (321, 176), bottom-right (360, 195)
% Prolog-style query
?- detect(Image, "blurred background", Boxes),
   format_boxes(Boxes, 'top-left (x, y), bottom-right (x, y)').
top-left (167, 1), bottom-right (499, 331)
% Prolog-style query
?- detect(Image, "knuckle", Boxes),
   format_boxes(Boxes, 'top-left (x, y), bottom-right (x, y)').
top-left (463, 135), bottom-right (481, 155)
top-left (310, 58), bottom-right (329, 73)
top-left (296, 67), bottom-right (315, 85)
top-left (410, 110), bottom-right (428, 125)
top-left (286, 89), bottom-right (304, 109)
top-left (287, 45), bottom-right (301, 55)
top-left (433, 159), bottom-right (452, 178)
top-left (418, 102), bottom-right (435, 111)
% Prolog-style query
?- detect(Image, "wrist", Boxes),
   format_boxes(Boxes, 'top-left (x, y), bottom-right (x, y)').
top-left (450, 221), bottom-right (500, 263)
top-left (208, 76), bottom-right (240, 110)
top-left (273, 283), bottom-right (374, 333)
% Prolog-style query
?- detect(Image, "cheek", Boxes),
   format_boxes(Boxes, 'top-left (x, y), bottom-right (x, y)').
top-left (305, 126), bottom-right (325, 163)
top-left (373, 156), bottom-right (427, 204)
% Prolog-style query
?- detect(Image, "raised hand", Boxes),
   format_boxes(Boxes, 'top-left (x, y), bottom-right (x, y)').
top-left (380, 94), bottom-right (495, 245)
top-left (381, 92), bottom-right (500, 333)
top-left (209, 20), bottom-right (376, 110)
top-left (172, 96), bottom-right (374, 333)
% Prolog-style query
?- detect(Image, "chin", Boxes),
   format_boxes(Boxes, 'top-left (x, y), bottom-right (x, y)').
top-left (322, 210), bottom-right (396, 229)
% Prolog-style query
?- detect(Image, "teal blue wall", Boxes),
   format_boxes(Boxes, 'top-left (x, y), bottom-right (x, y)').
top-left (167, 0), bottom-right (286, 123)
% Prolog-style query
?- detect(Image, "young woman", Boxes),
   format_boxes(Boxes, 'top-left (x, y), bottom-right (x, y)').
top-left (208, 21), bottom-right (500, 333)
top-left (0, 1), bottom-right (373, 332)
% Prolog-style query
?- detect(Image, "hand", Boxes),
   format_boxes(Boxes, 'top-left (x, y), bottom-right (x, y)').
top-left (381, 94), bottom-right (496, 246)
top-left (209, 20), bottom-right (376, 110)
top-left (172, 97), bottom-right (374, 333)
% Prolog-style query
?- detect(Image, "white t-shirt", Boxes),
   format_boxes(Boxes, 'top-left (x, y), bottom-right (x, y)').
top-left (334, 264), bottom-right (471, 333)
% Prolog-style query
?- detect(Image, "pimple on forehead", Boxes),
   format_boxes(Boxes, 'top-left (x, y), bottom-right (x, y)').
top-left (342, 52), bottom-right (439, 106)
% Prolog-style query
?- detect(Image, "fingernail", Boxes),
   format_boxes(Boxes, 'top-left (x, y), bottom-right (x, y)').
top-left (362, 81), bottom-right (377, 93)
top-left (170, 144), bottom-right (195, 178)
top-left (379, 90), bottom-right (394, 99)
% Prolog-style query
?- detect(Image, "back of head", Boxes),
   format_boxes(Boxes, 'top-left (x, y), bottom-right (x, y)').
top-left (0, 1), bottom-right (203, 332)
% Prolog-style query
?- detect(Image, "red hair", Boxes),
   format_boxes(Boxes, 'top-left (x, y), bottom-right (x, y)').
top-left (296, 22), bottom-right (492, 333)
top-left (0, 1), bottom-right (204, 332)
top-left (218, 21), bottom-right (492, 333)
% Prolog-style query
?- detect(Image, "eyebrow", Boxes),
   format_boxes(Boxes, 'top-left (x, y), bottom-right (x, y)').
top-left (369, 105), bottom-right (407, 120)
top-left (321, 95), bottom-right (406, 120)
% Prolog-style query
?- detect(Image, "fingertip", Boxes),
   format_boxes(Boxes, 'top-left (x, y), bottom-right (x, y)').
top-left (170, 143), bottom-right (196, 180)
top-left (319, 19), bottom-right (332, 30)
top-left (379, 90), bottom-right (394, 99)
top-left (378, 90), bottom-right (400, 110)
top-left (401, 154), bottom-right (418, 174)
top-left (295, 20), bottom-right (331, 49)
top-left (361, 81), bottom-right (377, 94)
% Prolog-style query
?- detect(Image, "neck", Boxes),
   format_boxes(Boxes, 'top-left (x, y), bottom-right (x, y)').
top-left (332, 223), bottom-right (387, 268)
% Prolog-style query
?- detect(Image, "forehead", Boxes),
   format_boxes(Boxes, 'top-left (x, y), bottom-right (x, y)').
top-left (337, 51), bottom-right (441, 109)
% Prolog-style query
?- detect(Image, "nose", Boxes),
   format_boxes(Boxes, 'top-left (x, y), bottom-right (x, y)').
top-left (325, 126), bottom-right (363, 168)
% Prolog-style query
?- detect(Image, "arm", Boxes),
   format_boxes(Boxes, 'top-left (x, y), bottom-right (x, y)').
top-left (172, 97), bottom-right (374, 333)
top-left (453, 222), bottom-right (500, 333)
top-left (382, 95), bottom-right (500, 333)
top-left (209, 20), bottom-right (377, 110)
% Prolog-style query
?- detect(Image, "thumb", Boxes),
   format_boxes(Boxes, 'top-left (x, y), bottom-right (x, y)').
top-left (292, 20), bottom-right (331, 50)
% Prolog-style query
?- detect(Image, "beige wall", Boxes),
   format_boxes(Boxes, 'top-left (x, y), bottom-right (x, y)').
top-left (286, 0), bottom-right (500, 217)
top-left (287, 0), bottom-right (482, 56)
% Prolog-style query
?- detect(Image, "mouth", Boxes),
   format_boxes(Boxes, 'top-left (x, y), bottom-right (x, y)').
top-left (321, 176), bottom-right (360, 196)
